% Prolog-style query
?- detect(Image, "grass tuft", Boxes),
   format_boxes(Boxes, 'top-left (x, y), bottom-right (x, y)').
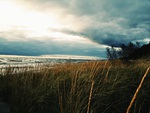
top-left (0, 60), bottom-right (150, 113)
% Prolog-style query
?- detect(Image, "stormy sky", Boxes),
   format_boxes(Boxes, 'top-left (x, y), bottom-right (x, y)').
top-left (0, 0), bottom-right (150, 59)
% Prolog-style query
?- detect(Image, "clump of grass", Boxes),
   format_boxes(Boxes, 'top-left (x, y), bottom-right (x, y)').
top-left (126, 66), bottom-right (150, 113)
top-left (0, 60), bottom-right (150, 113)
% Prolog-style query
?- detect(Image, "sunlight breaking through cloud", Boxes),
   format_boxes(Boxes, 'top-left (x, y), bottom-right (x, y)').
top-left (0, 0), bottom-right (150, 58)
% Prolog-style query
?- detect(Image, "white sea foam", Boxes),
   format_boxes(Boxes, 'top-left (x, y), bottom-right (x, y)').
top-left (0, 55), bottom-right (100, 68)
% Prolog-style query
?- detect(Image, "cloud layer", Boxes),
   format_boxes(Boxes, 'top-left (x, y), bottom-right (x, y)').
top-left (0, 37), bottom-right (106, 58)
top-left (18, 0), bottom-right (150, 45)
top-left (0, 0), bottom-right (150, 58)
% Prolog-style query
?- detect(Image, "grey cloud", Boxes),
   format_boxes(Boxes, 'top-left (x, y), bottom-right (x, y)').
top-left (17, 0), bottom-right (150, 26)
top-left (71, 0), bottom-right (150, 46)
top-left (1, 0), bottom-right (150, 57)
top-left (54, 0), bottom-right (150, 46)
top-left (0, 37), bottom-right (105, 57)
top-left (82, 26), bottom-right (150, 46)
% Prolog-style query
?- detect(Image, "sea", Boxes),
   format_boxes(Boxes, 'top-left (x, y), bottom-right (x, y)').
top-left (0, 55), bottom-right (100, 68)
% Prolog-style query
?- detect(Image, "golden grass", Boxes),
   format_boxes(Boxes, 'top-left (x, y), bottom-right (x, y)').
top-left (126, 66), bottom-right (150, 113)
top-left (0, 59), bottom-right (150, 113)
top-left (87, 80), bottom-right (94, 113)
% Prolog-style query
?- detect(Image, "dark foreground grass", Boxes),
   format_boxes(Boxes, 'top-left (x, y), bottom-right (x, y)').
top-left (0, 60), bottom-right (150, 113)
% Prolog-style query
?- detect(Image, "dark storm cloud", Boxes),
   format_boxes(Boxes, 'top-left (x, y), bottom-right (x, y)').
top-left (21, 0), bottom-right (150, 46)
top-left (74, 0), bottom-right (150, 45)
top-left (82, 26), bottom-right (150, 46)
top-left (0, 37), bottom-right (105, 58)
top-left (71, 0), bottom-right (150, 46)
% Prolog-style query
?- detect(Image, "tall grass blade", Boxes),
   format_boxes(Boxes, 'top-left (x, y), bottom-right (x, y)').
top-left (126, 66), bottom-right (150, 113)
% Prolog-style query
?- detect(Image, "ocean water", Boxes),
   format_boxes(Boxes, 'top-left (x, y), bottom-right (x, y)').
top-left (0, 55), bottom-right (100, 75)
top-left (0, 55), bottom-right (100, 68)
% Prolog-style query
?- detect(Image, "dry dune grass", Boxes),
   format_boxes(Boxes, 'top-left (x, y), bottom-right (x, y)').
top-left (0, 59), bottom-right (150, 113)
